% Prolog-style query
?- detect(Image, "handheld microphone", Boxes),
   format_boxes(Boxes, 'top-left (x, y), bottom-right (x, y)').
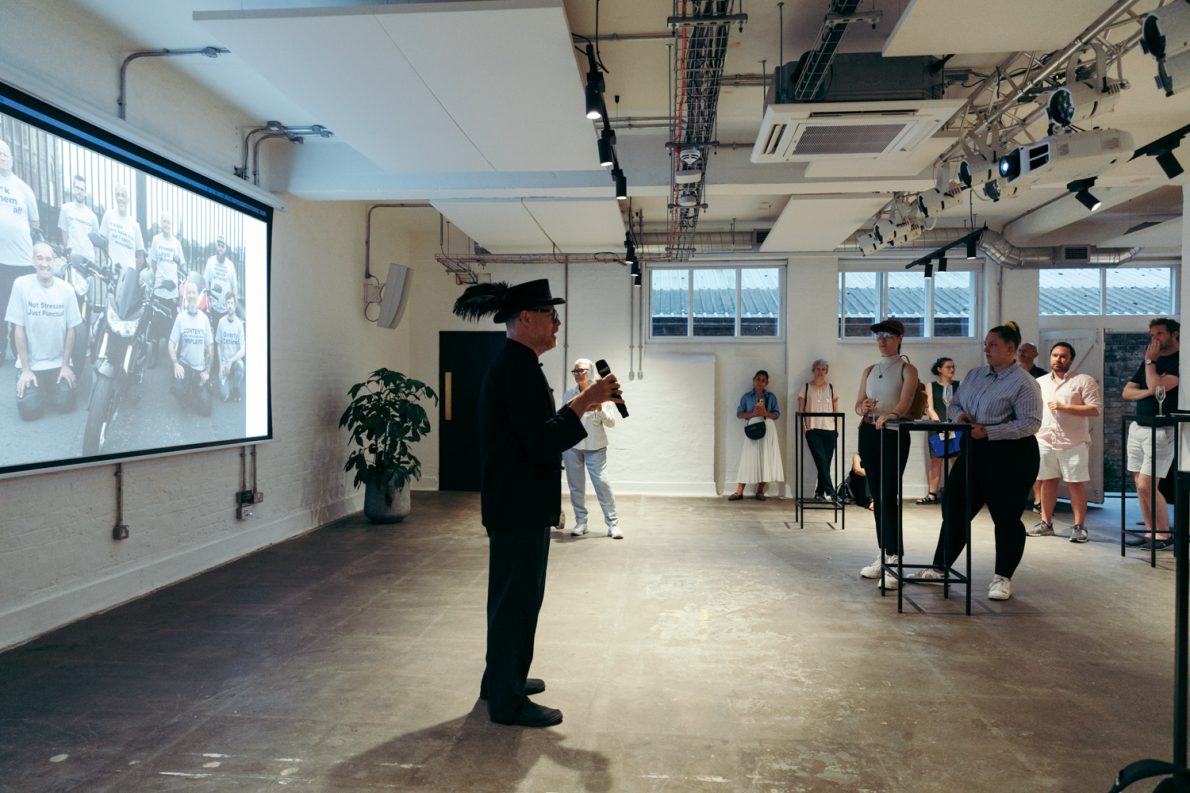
top-left (594, 359), bottom-right (629, 418)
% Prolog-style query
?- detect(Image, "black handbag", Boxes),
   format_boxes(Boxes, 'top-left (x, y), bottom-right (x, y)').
top-left (745, 420), bottom-right (766, 440)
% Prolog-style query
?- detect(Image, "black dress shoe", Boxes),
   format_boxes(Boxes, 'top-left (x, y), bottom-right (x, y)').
top-left (480, 678), bottom-right (545, 700)
top-left (1140, 538), bottom-right (1174, 551)
top-left (491, 701), bottom-right (563, 728)
top-left (1124, 534), bottom-right (1148, 547)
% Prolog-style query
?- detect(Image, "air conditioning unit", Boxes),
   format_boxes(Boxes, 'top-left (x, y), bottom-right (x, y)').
top-left (751, 98), bottom-right (964, 163)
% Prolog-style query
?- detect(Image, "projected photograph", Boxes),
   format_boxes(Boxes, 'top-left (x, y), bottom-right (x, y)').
top-left (0, 82), bottom-right (271, 476)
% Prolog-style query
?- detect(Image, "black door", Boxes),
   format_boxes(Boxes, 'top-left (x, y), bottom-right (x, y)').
top-left (439, 331), bottom-right (506, 491)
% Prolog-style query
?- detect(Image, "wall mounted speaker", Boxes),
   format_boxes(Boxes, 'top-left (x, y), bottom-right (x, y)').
top-left (377, 263), bottom-right (412, 329)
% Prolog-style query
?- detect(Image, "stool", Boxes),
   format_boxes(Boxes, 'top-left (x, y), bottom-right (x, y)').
top-left (880, 420), bottom-right (973, 615)
top-left (1119, 414), bottom-right (1182, 568)
top-left (794, 410), bottom-right (844, 529)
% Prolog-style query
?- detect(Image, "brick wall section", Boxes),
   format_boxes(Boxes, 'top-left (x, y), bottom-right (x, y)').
top-left (1103, 332), bottom-right (1148, 492)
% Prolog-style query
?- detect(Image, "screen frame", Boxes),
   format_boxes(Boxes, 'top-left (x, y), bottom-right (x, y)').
top-left (0, 78), bottom-right (274, 478)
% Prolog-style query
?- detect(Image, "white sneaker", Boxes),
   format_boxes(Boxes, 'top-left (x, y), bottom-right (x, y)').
top-left (571, 524), bottom-right (589, 536)
top-left (859, 553), bottom-right (884, 579)
top-left (882, 567), bottom-right (900, 590)
top-left (861, 552), bottom-right (894, 578)
top-left (912, 567), bottom-right (945, 581)
top-left (988, 575), bottom-right (1012, 601)
top-left (609, 527), bottom-right (623, 539)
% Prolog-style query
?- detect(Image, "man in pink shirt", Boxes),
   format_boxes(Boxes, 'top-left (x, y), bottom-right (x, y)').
top-left (1028, 342), bottom-right (1102, 543)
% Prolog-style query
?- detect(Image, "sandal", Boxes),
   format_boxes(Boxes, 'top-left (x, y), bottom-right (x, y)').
top-left (916, 493), bottom-right (939, 505)
top-left (727, 493), bottom-right (744, 501)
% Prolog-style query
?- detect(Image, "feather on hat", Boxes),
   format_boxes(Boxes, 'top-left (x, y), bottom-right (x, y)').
top-left (452, 279), bottom-right (565, 323)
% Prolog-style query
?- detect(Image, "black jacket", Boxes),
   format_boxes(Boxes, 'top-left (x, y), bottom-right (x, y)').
top-left (479, 339), bottom-right (586, 530)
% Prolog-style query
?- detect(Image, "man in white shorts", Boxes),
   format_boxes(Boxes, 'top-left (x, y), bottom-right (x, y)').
top-left (1028, 342), bottom-right (1101, 543)
top-left (1123, 317), bottom-right (1180, 550)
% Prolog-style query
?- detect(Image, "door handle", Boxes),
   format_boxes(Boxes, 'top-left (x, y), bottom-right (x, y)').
top-left (444, 371), bottom-right (452, 421)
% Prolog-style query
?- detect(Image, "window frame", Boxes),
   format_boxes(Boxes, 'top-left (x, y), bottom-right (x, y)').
top-left (837, 259), bottom-right (981, 341)
top-left (647, 262), bottom-right (786, 342)
top-left (1038, 265), bottom-right (1177, 317)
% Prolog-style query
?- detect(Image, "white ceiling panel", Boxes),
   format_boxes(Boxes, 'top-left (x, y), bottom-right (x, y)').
top-left (433, 200), bottom-right (553, 254)
top-left (197, 1), bottom-right (596, 175)
top-left (373, 5), bottom-right (595, 172)
top-left (760, 196), bottom-right (891, 253)
top-left (884, 0), bottom-right (1120, 57)
top-left (523, 199), bottom-right (626, 253)
top-left (1099, 218), bottom-right (1184, 249)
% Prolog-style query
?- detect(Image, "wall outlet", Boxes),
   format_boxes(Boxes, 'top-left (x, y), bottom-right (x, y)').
top-left (112, 523), bottom-right (129, 540)
top-left (237, 490), bottom-right (264, 505)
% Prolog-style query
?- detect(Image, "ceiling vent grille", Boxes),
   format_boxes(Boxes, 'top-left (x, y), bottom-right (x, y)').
top-left (751, 99), bottom-right (964, 163)
top-left (1062, 246), bottom-right (1091, 262)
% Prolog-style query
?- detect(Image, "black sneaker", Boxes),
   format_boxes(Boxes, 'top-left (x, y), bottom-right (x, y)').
top-left (1140, 538), bottom-right (1174, 551)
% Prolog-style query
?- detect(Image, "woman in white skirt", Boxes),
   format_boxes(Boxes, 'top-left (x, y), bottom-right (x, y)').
top-left (728, 369), bottom-right (784, 501)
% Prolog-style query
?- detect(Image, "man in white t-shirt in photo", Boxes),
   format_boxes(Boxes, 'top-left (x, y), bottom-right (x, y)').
top-left (97, 183), bottom-right (144, 276)
top-left (4, 242), bottom-right (82, 420)
top-left (168, 280), bottom-right (214, 416)
top-left (202, 235), bottom-right (238, 329)
top-left (215, 288), bottom-right (245, 402)
top-left (57, 174), bottom-right (99, 264)
top-left (1028, 342), bottom-right (1101, 544)
top-left (0, 139), bottom-right (41, 366)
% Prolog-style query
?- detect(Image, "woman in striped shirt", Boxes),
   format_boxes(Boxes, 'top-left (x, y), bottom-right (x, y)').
top-left (916, 322), bottom-right (1042, 601)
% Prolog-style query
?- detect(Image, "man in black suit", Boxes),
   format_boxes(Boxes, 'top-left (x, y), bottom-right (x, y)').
top-left (454, 279), bottom-right (621, 728)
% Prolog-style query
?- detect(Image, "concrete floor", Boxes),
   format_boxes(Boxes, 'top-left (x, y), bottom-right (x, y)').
top-left (0, 491), bottom-right (1180, 792)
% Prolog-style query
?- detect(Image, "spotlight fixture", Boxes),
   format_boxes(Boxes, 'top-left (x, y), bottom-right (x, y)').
top-left (583, 43), bottom-right (605, 120)
top-left (937, 255), bottom-right (948, 273)
top-left (630, 258), bottom-right (641, 286)
top-left (613, 169), bottom-right (627, 200)
top-left (624, 233), bottom-right (637, 265)
top-left (1141, 1), bottom-right (1190, 95)
top-left (597, 129), bottom-right (616, 168)
top-left (1067, 177), bottom-right (1101, 212)
top-left (923, 260), bottom-right (934, 279)
top-left (965, 236), bottom-right (978, 260)
top-left (1131, 123), bottom-right (1190, 178)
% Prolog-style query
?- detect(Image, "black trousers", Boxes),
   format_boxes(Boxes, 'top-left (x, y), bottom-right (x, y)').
top-left (931, 436), bottom-right (1040, 579)
top-left (482, 525), bottom-right (550, 721)
top-left (805, 428), bottom-right (838, 497)
top-left (858, 422), bottom-right (911, 555)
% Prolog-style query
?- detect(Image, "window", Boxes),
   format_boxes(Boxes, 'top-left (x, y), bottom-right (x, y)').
top-left (651, 265), bottom-right (781, 338)
top-left (839, 269), bottom-right (976, 339)
top-left (1039, 267), bottom-right (1175, 316)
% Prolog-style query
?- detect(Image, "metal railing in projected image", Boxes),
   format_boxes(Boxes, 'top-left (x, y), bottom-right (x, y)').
top-left (1, 113), bottom-right (249, 296)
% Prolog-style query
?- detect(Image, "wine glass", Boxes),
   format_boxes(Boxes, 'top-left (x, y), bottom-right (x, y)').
top-left (1156, 384), bottom-right (1167, 417)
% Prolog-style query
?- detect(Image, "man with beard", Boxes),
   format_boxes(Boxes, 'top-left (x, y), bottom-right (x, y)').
top-left (57, 175), bottom-right (99, 265)
top-left (168, 280), bottom-right (214, 416)
top-left (1123, 317), bottom-right (1180, 550)
top-left (1028, 342), bottom-right (1101, 544)
top-left (5, 243), bottom-right (81, 419)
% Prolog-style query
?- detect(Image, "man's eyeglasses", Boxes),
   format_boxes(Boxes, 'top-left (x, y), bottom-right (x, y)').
top-left (571, 368), bottom-right (587, 375)
top-left (527, 307), bottom-right (559, 321)
top-left (874, 332), bottom-right (900, 340)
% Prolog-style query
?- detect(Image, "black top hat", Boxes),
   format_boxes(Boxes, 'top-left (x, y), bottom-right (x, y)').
top-left (492, 279), bottom-right (565, 322)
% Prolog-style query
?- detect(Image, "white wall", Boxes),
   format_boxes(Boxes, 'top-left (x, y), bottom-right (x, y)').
top-left (0, 6), bottom-right (411, 649)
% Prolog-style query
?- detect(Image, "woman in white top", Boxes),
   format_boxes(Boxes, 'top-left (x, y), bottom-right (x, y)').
top-left (561, 358), bottom-right (622, 539)
top-left (797, 359), bottom-right (840, 501)
top-left (854, 319), bottom-right (920, 590)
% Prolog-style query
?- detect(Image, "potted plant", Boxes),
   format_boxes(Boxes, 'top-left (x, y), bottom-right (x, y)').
top-left (339, 368), bottom-right (438, 523)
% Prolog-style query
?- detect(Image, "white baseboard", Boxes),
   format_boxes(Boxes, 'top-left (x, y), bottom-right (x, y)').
top-left (0, 495), bottom-right (360, 652)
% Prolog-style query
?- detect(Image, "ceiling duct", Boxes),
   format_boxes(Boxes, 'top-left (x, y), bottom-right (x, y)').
top-left (852, 228), bottom-right (1142, 269)
top-left (666, 1), bottom-right (745, 261)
